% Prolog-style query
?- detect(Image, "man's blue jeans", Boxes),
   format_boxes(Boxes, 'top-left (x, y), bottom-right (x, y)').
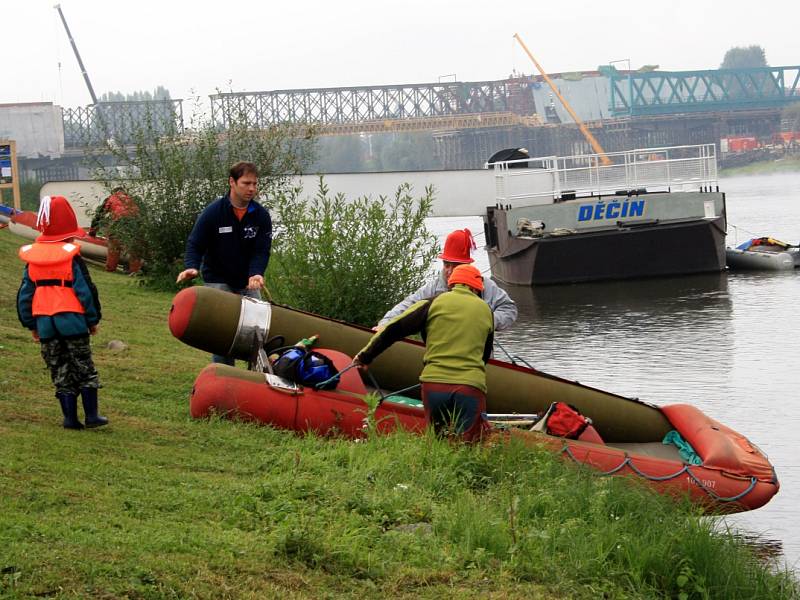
top-left (204, 282), bottom-right (261, 366)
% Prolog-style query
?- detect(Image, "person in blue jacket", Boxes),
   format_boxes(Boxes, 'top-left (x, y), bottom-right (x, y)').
top-left (17, 195), bottom-right (107, 430)
top-left (176, 161), bottom-right (272, 365)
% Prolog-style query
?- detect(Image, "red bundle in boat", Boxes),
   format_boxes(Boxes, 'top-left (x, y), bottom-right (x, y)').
top-left (543, 402), bottom-right (590, 439)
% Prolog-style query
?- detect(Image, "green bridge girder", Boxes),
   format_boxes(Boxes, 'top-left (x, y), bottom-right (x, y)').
top-left (609, 66), bottom-right (800, 116)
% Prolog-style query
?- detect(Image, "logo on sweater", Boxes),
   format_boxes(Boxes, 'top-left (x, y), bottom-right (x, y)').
top-left (243, 226), bottom-right (258, 239)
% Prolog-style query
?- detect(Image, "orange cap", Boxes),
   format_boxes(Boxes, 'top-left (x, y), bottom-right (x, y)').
top-left (439, 228), bottom-right (476, 263)
top-left (448, 264), bottom-right (483, 292)
top-left (35, 196), bottom-right (85, 242)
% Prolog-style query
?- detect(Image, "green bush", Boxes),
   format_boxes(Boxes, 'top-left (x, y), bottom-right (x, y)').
top-left (269, 178), bottom-right (439, 326)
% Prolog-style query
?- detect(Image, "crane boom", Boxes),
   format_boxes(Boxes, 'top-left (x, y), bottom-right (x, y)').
top-left (54, 3), bottom-right (98, 104)
top-left (513, 33), bottom-right (612, 166)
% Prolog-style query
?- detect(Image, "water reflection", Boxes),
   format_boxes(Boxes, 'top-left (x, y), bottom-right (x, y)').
top-left (432, 173), bottom-right (800, 570)
top-left (726, 531), bottom-right (786, 565)
top-left (504, 271), bottom-right (731, 330)
top-left (495, 273), bottom-right (734, 402)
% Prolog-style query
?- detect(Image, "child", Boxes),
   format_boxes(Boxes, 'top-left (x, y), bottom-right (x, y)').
top-left (17, 195), bottom-right (108, 429)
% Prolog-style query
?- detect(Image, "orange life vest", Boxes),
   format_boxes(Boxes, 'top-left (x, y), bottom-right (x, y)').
top-left (18, 242), bottom-right (85, 316)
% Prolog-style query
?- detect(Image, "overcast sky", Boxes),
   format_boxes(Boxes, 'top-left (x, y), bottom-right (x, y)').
top-left (5, 0), bottom-right (799, 108)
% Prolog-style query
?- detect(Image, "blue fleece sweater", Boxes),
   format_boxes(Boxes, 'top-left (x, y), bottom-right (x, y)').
top-left (17, 256), bottom-right (101, 340)
top-left (183, 194), bottom-right (272, 290)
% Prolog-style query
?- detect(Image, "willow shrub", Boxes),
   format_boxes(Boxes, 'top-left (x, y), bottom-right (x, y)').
top-left (88, 99), bottom-right (316, 286)
top-left (268, 178), bottom-right (439, 326)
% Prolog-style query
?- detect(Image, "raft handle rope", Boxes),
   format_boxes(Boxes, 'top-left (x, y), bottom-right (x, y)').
top-left (561, 444), bottom-right (759, 503)
top-left (313, 363), bottom-right (422, 407)
top-left (313, 362), bottom-right (359, 391)
top-left (495, 339), bottom-right (535, 370)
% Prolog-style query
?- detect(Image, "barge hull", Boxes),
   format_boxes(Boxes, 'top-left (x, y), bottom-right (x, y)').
top-left (487, 212), bottom-right (726, 285)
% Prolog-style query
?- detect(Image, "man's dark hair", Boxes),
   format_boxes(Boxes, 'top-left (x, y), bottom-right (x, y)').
top-left (111, 186), bottom-right (126, 194)
top-left (229, 161), bottom-right (259, 181)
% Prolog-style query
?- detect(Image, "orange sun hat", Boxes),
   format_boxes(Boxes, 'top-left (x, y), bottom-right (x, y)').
top-left (447, 264), bottom-right (484, 292)
top-left (439, 228), bottom-right (476, 263)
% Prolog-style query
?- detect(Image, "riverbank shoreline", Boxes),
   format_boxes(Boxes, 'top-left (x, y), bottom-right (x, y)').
top-left (721, 156), bottom-right (800, 178)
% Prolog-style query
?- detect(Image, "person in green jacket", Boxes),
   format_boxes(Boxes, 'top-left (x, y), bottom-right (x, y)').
top-left (355, 264), bottom-right (494, 441)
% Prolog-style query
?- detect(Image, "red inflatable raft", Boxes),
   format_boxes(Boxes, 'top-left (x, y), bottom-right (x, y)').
top-left (189, 350), bottom-right (778, 514)
top-left (173, 286), bottom-right (779, 514)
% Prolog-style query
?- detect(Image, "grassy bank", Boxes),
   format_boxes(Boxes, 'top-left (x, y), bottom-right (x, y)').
top-left (721, 155), bottom-right (800, 177)
top-left (0, 229), bottom-right (797, 599)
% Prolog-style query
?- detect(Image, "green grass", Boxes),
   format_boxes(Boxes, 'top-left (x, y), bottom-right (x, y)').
top-left (721, 155), bottom-right (800, 177)
top-left (1, 229), bottom-right (797, 599)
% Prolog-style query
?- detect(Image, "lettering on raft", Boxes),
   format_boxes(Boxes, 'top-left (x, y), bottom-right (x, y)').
top-left (686, 476), bottom-right (717, 490)
top-left (577, 199), bottom-right (645, 222)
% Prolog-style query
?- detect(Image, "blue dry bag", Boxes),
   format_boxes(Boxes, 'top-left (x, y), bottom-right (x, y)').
top-left (271, 347), bottom-right (338, 390)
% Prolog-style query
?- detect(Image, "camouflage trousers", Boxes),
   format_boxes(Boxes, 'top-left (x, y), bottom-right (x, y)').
top-left (40, 336), bottom-right (100, 395)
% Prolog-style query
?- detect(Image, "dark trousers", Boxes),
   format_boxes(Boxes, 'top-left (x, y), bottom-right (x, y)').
top-left (421, 382), bottom-right (489, 442)
top-left (40, 336), bottom-right (100, 395)
top-left (106, 236), bottom-right (143, 273)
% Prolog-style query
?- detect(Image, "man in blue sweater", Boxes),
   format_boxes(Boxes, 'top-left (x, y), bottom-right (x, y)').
top-left (176, 161), bottom-right (272, 364)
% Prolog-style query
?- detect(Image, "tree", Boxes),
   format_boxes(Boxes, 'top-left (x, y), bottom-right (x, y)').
top-left (89, 101), bottom-right (316, 286)
top-left (99, 86), bottom-right (172, 102)
top-left (375, 132), bottom-right (438, 171)
top-left (720, 46), bottom-right (768, 70)
top-left (719, 46), bottom-right (770, 102)
top-left (308, 131), bottom-right (442, 173)
top-left (268, 179), bottom-right (439, 326)
top-left (312, 135), bottom-right (365, 172)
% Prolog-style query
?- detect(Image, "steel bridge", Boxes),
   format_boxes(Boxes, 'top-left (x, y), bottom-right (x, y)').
top-left (57, 67), bottom-right (800, 168)
top-left (209, 80), bottom-right (537, 128)
top-left (62, 100), bottom-right (183, 149)
top-left (609, 66), bottom-right (800, 117)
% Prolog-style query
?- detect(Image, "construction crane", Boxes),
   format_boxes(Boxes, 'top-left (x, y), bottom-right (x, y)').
top-left (54, 3), bottom-right (99, 104)
top-left (513, 33), bottom-right (612, 166)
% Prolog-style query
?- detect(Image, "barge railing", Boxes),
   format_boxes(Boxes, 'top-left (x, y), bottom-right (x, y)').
top-left (491, 144), bottom-right (718, 205)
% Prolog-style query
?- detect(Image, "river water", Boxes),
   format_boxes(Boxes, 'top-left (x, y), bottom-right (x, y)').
top-left (430, 171), bottom-right (800, 571)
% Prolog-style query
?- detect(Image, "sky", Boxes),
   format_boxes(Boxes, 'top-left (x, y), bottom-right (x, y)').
top-left (4, 0), bottom-right (799, 109)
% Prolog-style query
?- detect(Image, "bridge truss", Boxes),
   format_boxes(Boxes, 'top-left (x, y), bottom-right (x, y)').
top-left (209, 80), bottom-right (537, 129)
top-left (62, 100), bottom-right (184, 149)
top-left (609, 66), bottom-right (800, 117)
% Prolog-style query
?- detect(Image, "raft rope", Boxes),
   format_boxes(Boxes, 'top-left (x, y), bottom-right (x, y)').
top-left (314, 363), bottom-right (422, 406)
top-left (313, 363), bottom-right (358, 390)
top-left (387, 383), bottom-right (422, 398)
top-left (560, 444), bottom-right (759, 503)
top-left (494, 339), bottom-right (535, 370)
top-left (359, 367), bottom-right (424, 406)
